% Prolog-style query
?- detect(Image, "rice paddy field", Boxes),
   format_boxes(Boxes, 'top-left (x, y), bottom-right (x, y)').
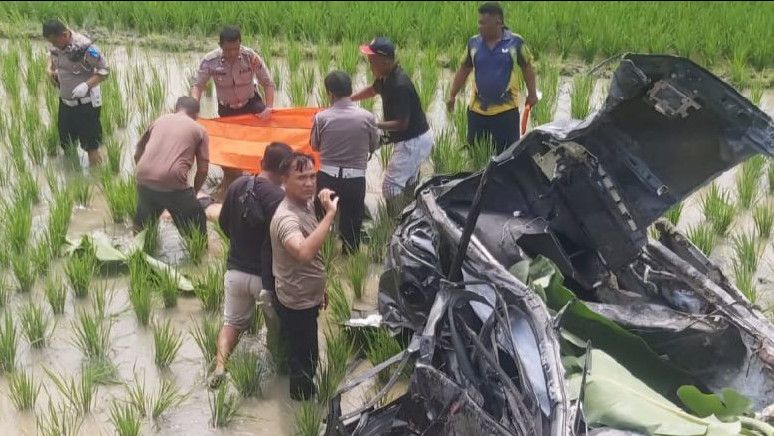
top-left (0, 1), bottom-right (772, 435)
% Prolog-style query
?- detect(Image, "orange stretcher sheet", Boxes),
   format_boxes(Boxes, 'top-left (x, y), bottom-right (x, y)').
top-left (198, 107), bottom-right (322, 173)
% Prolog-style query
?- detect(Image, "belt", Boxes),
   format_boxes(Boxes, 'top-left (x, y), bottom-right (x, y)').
top-left (60, 97), bottom-right (92, 107)
top-left (320, 164), bottom-right (366, 179)
top-left (218, 98), bottom-right (250, 109)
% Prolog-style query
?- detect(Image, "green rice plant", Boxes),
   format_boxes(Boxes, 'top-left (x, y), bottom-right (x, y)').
top-left (337, 40), bottom-right (359, 77)
top-left (70, 173), bottom-right (93, 208)
top-left (1, 49), bottom-right (21, 103)
top-left (104, 136), bottom-right (123, 174)
top-left (65, 250), bottom-right (97, 298)
top-left (125, 378), bottom-right (148, 418)
top-left (468, 134), bottom-right (495, 170)
top-left (18, 170), bottom-right (41, 204)
top-left (532, 61), bottom-right (560, 126)
top-left (732, 259), bottom-right (758, 304)
top-left (294, 400), bottom-right (323, 436)
top-left (127, 253), bottom-right (155, 326)
top-left (43, 122), bottom-right (59, 157)
top-left (0, 275), bottom-right (9, 308)
top-left (570, 74), bottom-right (594, 119)
top-left (155, 268), bottom-right (179, 308)
top-left (91, 281), bottom-right (114, 320)
top-left (686, 223), bottom-right (717, 256)
top-left (31, 238), bottom-right (54, 275)
top-left (287, 41), bottom-right (302, 74)
top-left (152, 318), bottom-right (183, 368)
top-left (735, 156), bottom-right (765, 209)
top-left (365, 328), bottom-right (404, 384)
top-left (0, 313), bottom-right (17, 372)
top-left (209, 383), bottom-right (242, 427)
top-left (25, 52), bottom-right (45, 97)
top-left (181, 222), bottom-right (208, 265)
top-left (45, 368), bottom-right (97, 415)
top-left (451, 100), bottom-right (468, 143)
top-left (36, 401), bottom-right (83, 436)
top-left (664, 202), bottom-right (683, 226)
top-left (768, 159), bottom-right (774, 194)
top-left (194, 262), bottom-right (224, 312)
top-left (142, 218), bottom-right (160, 255)
top-left (102, 176), bottom-right (138, 223)
top-left (47, 189), bottom-right (74, 252)
top-left (366, 202), bottom-right (395, 263)
top-left (345, 248), bottom-right (369, 300)
top-left (378, 143), bottom-right (393, 171)
top-left (227, 347), bottom-right (268, 398)
top-left (289, 66), bottom-right (314, 107)
top-left (418, 52), bottom-right (438, 111)
top-left (321, 231), bottom-right (339, 273)
top-left (11, 251), bottom-right (35, 293)
top-left (44, 276), bottom-right (68, 315)
top-left (4, 197), bottom-right (32, 254)
top-left (70, 308), bottom-right (113, 360)
top-left (316, 39), bottom-right (332, 76)
top-left (431, 129), bottom-right (467, 175)
top-left (316, 330), bottom-right (352, 402)
top-left (151, 377), bottom-right (186, 420)
top-left (701, 183), bottom-right (737, 236)
top-left (108, 400), bottom-right (141, 436)
top-left (190, 315), bottom-right (220, 368)
top-left (83, 357), bottom-right (121, 386)
top-left (753, 202), bottom-right (774, 239)
top-left (731, 231), bottom-right (762, 274)
top-left (8, 369), bottom-right (40, 411)
top-left (9, 121), bottom-right (27, 172)
top-left (729, 47), bottom-right (748, 89)
top-left (749, 79), bottom-right (764, 106)
top-left (248, 304), bottom-right (265, 335)
top-left (327, 278), bottom-right (351, 326)
top-left (266, 325), bottom-right (289, 375)
top-left (20, 302), bottom-right (51, 348)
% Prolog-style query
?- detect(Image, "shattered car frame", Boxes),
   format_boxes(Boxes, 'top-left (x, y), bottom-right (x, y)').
top-left (325, 54), bottom-right (774, 435)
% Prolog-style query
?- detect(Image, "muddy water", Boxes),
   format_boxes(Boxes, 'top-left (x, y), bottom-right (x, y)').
top-left (1, 39), bottom-right (774, 436)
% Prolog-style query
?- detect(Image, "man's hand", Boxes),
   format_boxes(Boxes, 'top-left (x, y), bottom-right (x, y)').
top-left (318, 188), bottom-right (339, 216)
top-left (446, 97), bottom-right (456, 113)
top-left (257, 106), bottom-right (272, 119)
top-left (72, 82), bottom-right (90, 99)
top-left (525, 93), bottom-right (538, 108)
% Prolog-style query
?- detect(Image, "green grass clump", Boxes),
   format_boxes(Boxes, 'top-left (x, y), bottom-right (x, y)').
top-left (731, 231), bottom-right (762, 276)
top-left (71, 308), bottom-right (113, 360)
top-left (733, 260), bottom-right (758, 304)
top-left (321, 230), bottom-right (339, 273)
top-left (18, 170), bottom-right (40, 204)
top-left (142, 218), bottom-right (160, 255)
top-left (365, 328), bottom-right (404, 384)
top-left (109, 400), bottom-right (142, 436)
top-left (47, 189), bottom-right (74, 252)
top-left (701, 183), bottom-right (737, 236)
top-left (289, 67), bottom-right (314, 107)
top-left (227, 348), bottom-right (268, 398)
top-left (0, 276), bottom-right (9, 308)
top-left (31, 239), bottom-right (54, 275)
top-left (151, 377), bottom-right (186, 420)
top-left (65, 250), bottom-right (98, 298)
top-left (431, 129), bottom-right (467, 175)
top-left (378, 142), bottom-right (393, 172)
top-left (315, 330), bottom-right (352, 403)
top-left (468, 134), bottom-right (495, 170)
top-left (4, 197), bottom-right (32, 254)
top-left (753, 202), bottom-right (774, 240)
top-left (152, 318), bottom-right (183, 368)
top-left (0, 313), bottom-right (17, 372)
top-left (686, 223), bottom-right (717, 256)
top-left (570, 74), bottom-right (594, 119)
top-left (327, 278), bottom-right (351, 326)
top-left (45, 368), bottom-right (97, 416)
top-left (155, 268), bottom-right (179, 308)
top-left (9, 369), bottom-right (40, 411)
top-left (128, 253), bottom-right (155, 326)
top-left (366, 202), bottom-right (395, 263)
top-left (181, 223), bottom-right (208, 265)
top-left (12, 251), bottom-right (36, 293)
top-left (102, 176), bottom-right (138, 223)
top-left (45, 275), bottom-right (68, 315)
top-left (532, 61), bottom-right (560, 126)
top-left (20, 302), bottom-right (52, 349)
top-left (345, 248), bottom-right (369, 300)
top-left (209, 383), bottom-right (242, 428)
top-left (664, 202), bottom-right (683, 226)
top-left (294, 400), bottom-right (323, 436)
top-left (735, 156), bottom-right (765, 209)
top-left (71, 174), bottom-right (93, 208)
top-left (193, 262), bottom-right (224, 312)
top-left (190, 315), bottom-right (220, 369)
top-left (104, 136), bottom-right (123, 175)
top-left (36, 401), bottom-right (83, 436)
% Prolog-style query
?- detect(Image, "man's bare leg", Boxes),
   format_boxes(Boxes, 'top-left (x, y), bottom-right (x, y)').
top-left (208, 324), bottom-right (241, 388)
top-left (88, 149), bottom-right (103, 167)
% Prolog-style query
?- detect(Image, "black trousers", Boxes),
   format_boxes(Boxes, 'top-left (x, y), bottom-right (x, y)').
top-left (217, 94), bottom-right (266, 117)
top-left (275, 300), bottom-right (320, 400)
top-left (58, 100), bottom-right (102, 151)
top-left (317, 171), bottom-right (366, 253)
top-left (467, 107), bottom-right (520, 155)
top-left (134, 185), bottom-right (207, 236)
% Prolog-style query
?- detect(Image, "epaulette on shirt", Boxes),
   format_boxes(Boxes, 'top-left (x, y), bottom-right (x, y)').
top-left (86, 46), bottom-right (101, 60)
top-left (203, 48), bottom-right (222, 61)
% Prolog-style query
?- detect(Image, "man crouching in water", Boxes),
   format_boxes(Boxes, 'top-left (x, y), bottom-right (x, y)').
top-left (208, 142), bottom-right (293, 388)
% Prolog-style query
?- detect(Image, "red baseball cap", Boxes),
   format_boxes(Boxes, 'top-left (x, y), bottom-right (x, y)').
top-left (359, 37), bottom-right (395, 58)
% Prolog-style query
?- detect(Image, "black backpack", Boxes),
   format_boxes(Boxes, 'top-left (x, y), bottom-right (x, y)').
top-left (238, 176), bottom-right (266, 227)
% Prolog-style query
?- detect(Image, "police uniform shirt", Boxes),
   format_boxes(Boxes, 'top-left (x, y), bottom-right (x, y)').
top-left (194, 46), bottom-right (275, 108)
top-left (48, 31), bottom-right (109, 100)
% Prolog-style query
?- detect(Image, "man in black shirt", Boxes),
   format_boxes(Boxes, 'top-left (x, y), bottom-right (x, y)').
top-left (352, 37), bottom-right (434, 212)
top-left (209, 142), bottom-right (292, 388)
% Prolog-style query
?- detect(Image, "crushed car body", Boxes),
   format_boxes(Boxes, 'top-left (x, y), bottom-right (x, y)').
top-left (325, 54), bottom-right (774, 436)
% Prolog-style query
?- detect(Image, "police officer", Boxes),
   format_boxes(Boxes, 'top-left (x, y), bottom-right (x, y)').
top-left (191, 25), bottom-right (275, 118)
top-left (191, 25), bottom-right (276, 198)
top-left (43, 19), bottom-right (109, 167)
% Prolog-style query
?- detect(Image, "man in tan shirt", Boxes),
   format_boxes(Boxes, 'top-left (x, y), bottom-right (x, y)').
top-left (133, 96), bottom-right (210, 237)
top-left (270, 153), bottom-right (338, 400)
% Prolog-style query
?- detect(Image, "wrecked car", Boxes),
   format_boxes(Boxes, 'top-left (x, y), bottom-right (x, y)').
top-left (325, 54), bottom-right (774, 435)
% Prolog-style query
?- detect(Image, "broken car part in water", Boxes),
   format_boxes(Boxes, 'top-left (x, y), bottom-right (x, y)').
top-left (325, 54), bottom-right (774, 435)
